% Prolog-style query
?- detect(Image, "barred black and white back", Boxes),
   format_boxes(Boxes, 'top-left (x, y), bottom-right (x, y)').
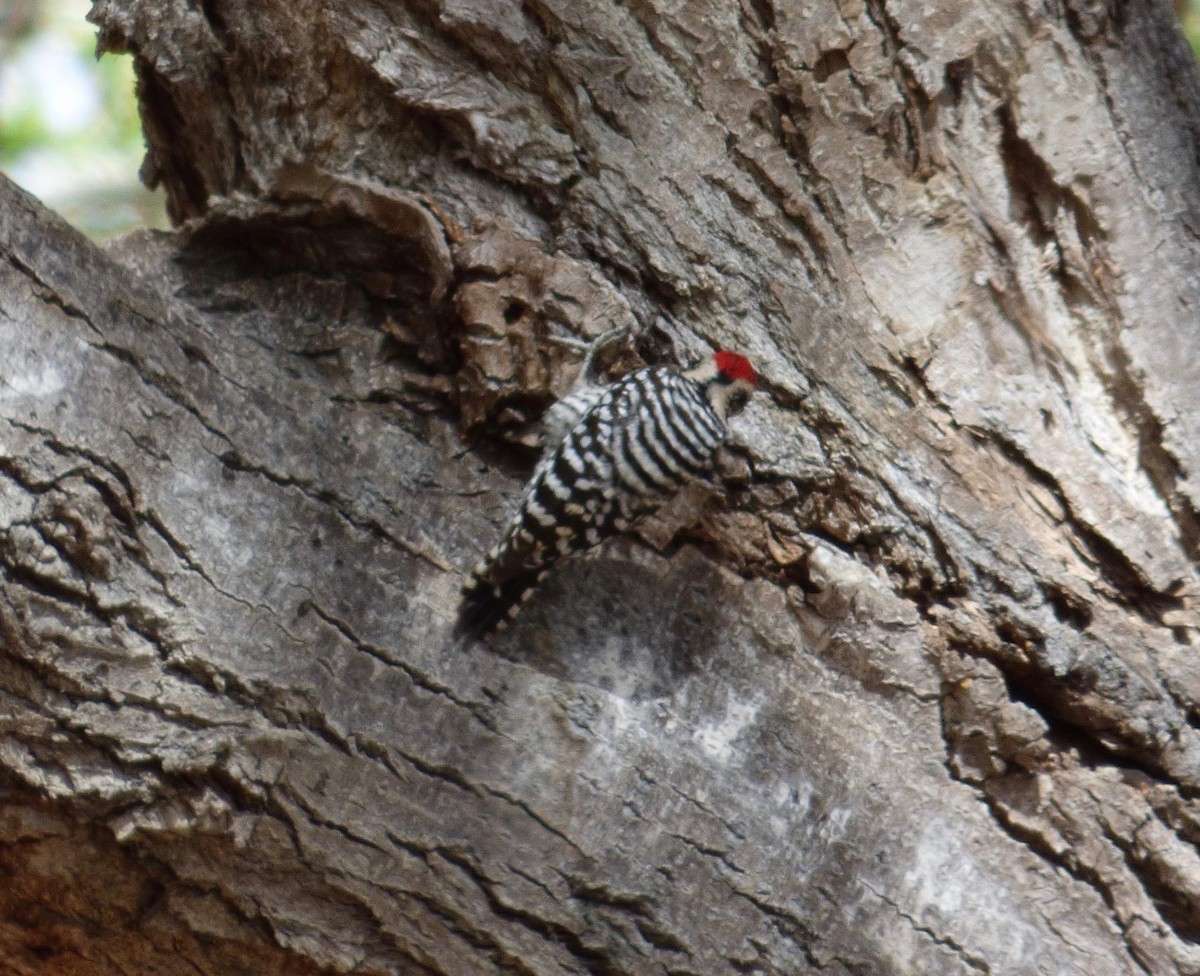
top-left (458, 350), bottom-right (757, 637)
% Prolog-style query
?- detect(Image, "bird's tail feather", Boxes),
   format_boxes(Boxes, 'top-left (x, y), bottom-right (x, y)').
top-left (456, 567), bottom-right (547, 640)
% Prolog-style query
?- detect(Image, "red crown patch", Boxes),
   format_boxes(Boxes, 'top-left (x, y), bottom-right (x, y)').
top-left (713, 350), bottom-right (758, 386)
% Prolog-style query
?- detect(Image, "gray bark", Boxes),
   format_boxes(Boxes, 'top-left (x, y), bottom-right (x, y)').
top-left (3, 0), bottom-right (1200, 973)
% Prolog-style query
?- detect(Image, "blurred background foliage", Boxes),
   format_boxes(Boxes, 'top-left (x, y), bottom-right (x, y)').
top-left (0, 0), bottom-right (166, 239)
top-left (1182, 0), bottom-right (1200, 54)
top-left (2, 0), bottom-right (1200, 241)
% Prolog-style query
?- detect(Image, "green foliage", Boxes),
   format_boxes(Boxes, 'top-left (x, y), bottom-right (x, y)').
top-left (1, 102), bottom-right (47, 159)
top-left (0, 0), bottom-right (166, 239)
top-left (1185, 1), bottom-right (1200, 59)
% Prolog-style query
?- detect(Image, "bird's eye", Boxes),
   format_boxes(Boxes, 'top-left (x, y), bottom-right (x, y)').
top-left (727, 390), bottom-right (749, 415)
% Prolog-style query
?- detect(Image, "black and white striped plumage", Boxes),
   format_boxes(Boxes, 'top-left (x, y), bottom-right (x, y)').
top-left (458, 349), bottom-right (757, 637)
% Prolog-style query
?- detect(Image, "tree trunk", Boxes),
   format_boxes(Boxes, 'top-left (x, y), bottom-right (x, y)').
top-left (3, 0), bottom-right (1200, 973)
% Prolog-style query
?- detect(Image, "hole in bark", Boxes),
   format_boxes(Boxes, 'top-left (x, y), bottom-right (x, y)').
top-left (944, 58), bottom-right (973, 101)
top-left (503, 299), bottom-right (526, 324)
top-left (1041, 582), bottom-right (1093, 630)
top-left (993, 614), bottom-right (1045, 652)
top-left (812, 48), bottom-right (851, 82)
top-left (997, 109), bottom-right (1054, 250)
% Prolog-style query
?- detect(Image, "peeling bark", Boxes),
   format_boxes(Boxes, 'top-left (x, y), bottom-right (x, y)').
top-left (3, 0), bottom-right (1200, 973)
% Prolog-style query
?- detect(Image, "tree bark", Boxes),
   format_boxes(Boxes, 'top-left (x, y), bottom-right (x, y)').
top-left (3, 0), bottom-right (1200, 973)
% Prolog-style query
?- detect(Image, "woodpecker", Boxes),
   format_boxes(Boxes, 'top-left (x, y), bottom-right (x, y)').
top-left (458, 339), bottom-right (758, 637)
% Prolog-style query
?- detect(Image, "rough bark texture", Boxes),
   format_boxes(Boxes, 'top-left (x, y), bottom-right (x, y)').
top-left (3, 0), bottom-right (1200, 973)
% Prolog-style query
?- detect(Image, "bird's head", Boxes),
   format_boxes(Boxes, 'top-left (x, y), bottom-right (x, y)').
top-left (685, 350), bottom-right (758, 420)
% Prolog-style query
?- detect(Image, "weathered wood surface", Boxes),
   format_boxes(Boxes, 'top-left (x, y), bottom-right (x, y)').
top-left (3, 0), bottom-right (1200, 972)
